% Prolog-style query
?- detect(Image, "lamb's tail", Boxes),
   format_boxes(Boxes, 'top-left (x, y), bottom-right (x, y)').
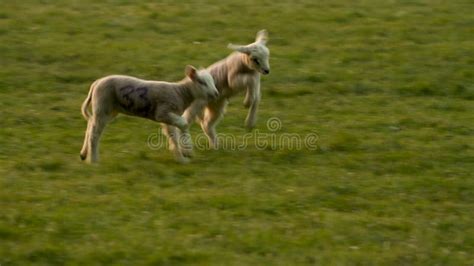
top-left (81, 80), bottom-right (97, 120)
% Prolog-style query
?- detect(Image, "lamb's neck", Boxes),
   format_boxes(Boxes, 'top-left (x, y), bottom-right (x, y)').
top-left (230, 52), bottom-right (257, 74)
top-left (175, 81), bottom-right (196, 109)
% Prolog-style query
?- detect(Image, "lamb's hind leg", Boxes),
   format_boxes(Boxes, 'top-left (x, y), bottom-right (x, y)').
top-left (87, 116), bottom-right (105, 163)
top-left (80, 121), bottom-right (91, 160)
top-left (87, 112), bottom-right (115, 163)
top-left (201, 99), bottom-right (227, 149)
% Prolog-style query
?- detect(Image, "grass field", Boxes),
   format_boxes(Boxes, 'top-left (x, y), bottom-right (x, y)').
top-left (1, 0), bottom-right (473, 265)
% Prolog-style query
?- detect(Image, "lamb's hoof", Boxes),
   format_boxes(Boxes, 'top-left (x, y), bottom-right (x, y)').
top-left (80, 154), bottom-right (86, 161)
top-left (207, 142), bottom-right (219, 150)
top-left (245, 126), bottom-right (255, 132)
top-left (181, 149), bottom-right (194, 158)
top-left (168, 145), bottom-right (176, 151)
top-left (245, 121), bottom-right (256, 132)
top-left (176, 157), bottom-right (191, 164)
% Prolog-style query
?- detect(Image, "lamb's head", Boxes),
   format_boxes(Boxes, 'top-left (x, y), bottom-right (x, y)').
top-left (185, 65), bottom-right (219, 101)
top-left (228, 29), bottom-right (270, 75)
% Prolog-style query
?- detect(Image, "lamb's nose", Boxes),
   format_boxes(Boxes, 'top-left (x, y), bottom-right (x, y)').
top-left (210, 91), bottom-right (219, 100)
top-left (263, 69), bottom-right (270, 75)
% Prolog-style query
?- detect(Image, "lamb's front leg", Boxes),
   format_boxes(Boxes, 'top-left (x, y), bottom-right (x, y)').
top-left (157, 112), bottom-right (192, 163)
top-left (243, 87), bottom-right (252, 108)
top-left (161, 124), bottom-right (179, 152)
top-left (244, 81), bottom-right (261, 130)
top-left (165, 124), bottom-right (193, 158)
top-left (182, 99), bottom-right (207, 125)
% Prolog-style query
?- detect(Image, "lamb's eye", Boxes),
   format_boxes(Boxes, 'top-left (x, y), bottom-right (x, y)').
top-left (252, 58), bottom-right (260, 65)
top-left (198, 79), bottom-right (207, 86)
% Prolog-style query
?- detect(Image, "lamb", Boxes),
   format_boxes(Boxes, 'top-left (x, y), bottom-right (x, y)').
top-left (79, 65), bottom-right (219, 164)
top-left (183, 30), bottom-right (270, 149)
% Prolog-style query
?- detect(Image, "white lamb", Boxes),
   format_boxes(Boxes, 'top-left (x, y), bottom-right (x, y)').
top-left (80, 65), bottom-right (219, 163)
top-left (183, 30), bottom-right (270, 149)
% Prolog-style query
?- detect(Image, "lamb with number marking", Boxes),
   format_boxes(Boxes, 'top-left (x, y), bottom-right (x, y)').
top-left (80, 65), bottom-right (219, 164)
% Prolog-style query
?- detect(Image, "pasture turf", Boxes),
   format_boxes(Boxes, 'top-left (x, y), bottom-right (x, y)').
top-left (1, 0), bottom-right (473, 265)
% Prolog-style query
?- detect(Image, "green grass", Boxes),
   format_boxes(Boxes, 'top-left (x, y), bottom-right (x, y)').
top-left (1, 0), bottom-right (473, 265)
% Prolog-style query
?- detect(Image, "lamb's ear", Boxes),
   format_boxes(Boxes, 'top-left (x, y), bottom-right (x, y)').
top-left (228, 43), bottom-right (251, 54)
top-left (256, 29), bottom-right (268, 45)
top-left (185, 65), bottom-right (198, 81)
